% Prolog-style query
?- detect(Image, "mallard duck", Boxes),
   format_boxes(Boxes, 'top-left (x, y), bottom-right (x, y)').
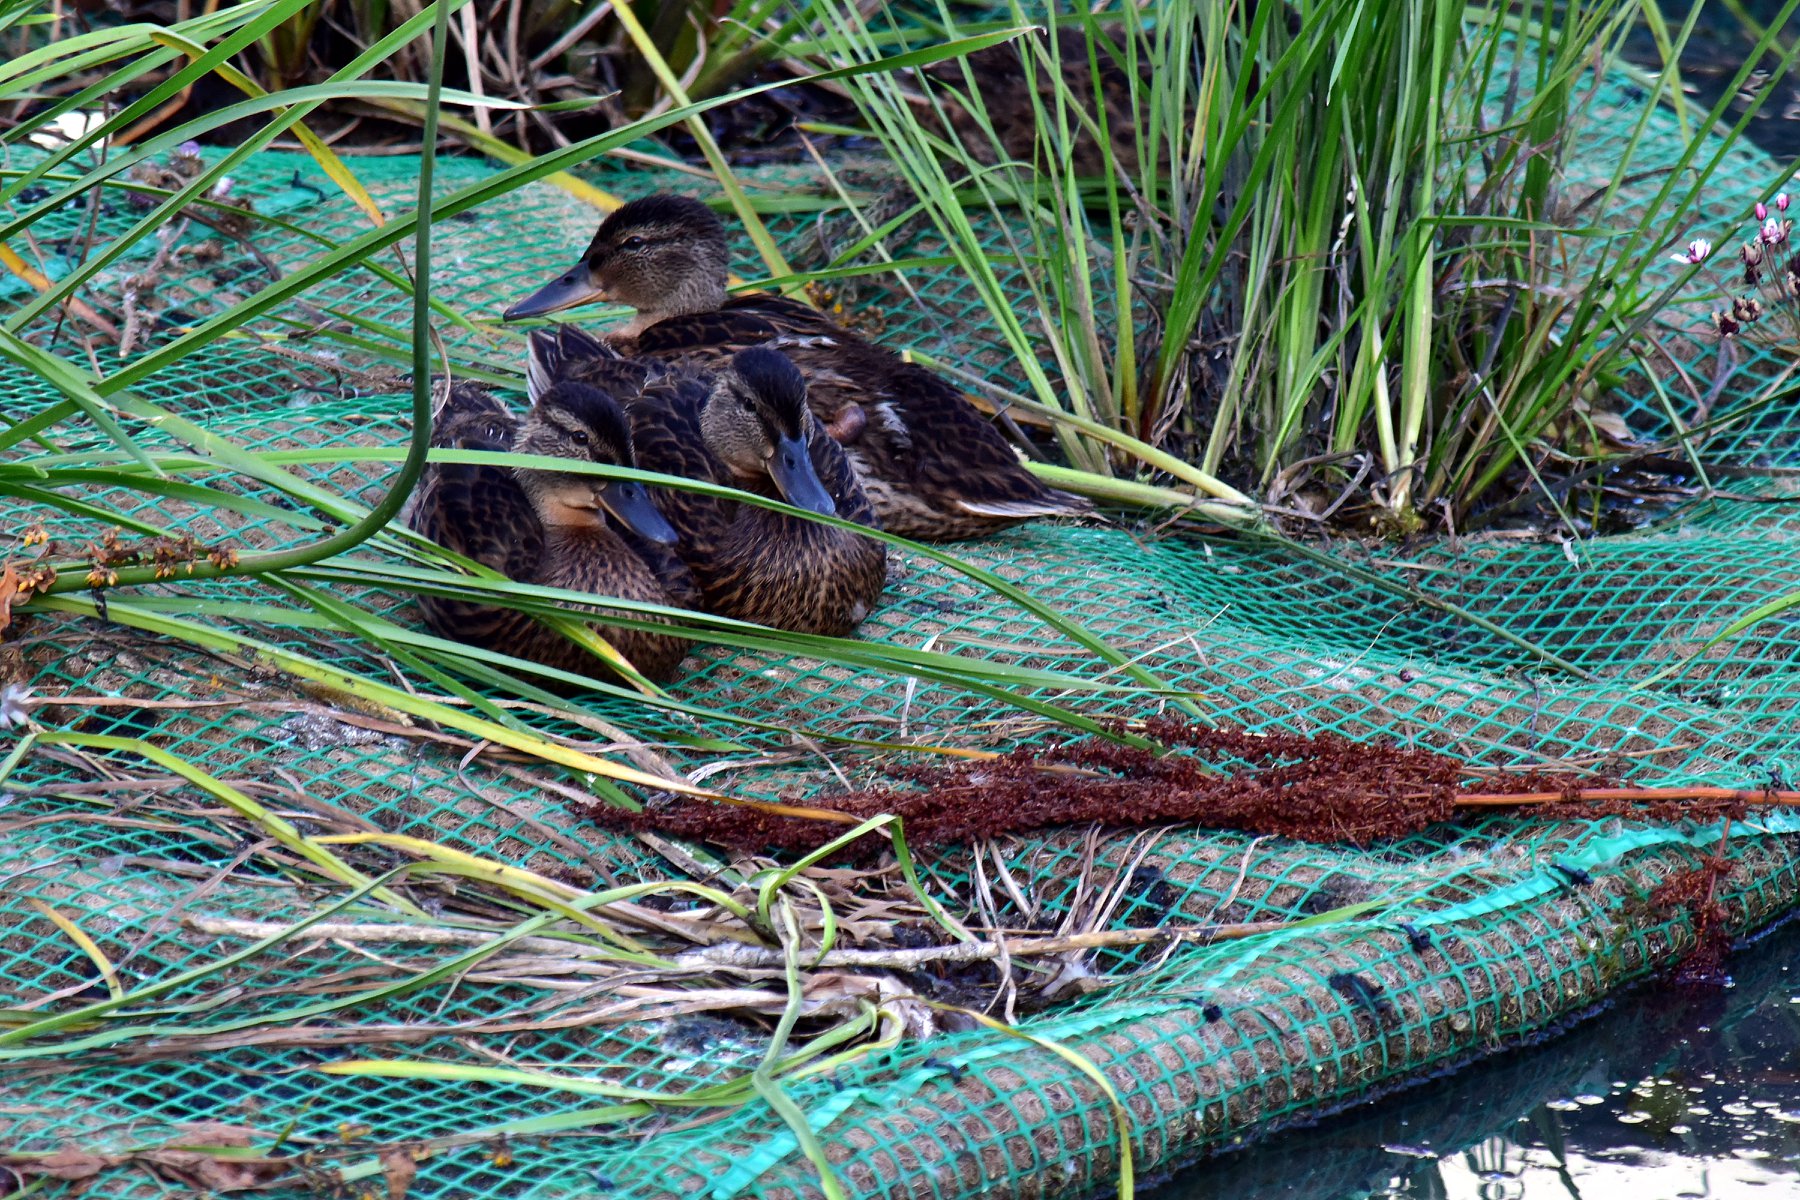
top-left (407, 381), bottom-right (695, 683)
top-left (529, 328), bottom-right (887, 637)
top-left (502, 194), bottom-right (1091, 542)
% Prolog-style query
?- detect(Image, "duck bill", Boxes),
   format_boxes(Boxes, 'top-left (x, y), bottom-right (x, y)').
top-left (768, 435), bottom-right (837, 518)
top-left (596, 481), bottom-right (679, 546)
top-left (503, 262), bottom-right (606, 321)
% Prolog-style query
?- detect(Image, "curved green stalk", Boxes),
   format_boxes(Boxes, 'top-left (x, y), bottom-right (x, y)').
top-left (9, 2), bottom-right (450, 595)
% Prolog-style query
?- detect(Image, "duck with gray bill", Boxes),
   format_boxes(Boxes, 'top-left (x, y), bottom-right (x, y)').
top-left (407, 380), bottom-right (697, 685)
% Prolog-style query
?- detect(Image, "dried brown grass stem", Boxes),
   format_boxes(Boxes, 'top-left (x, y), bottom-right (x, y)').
top-left (186, 916), bottom-right (1290, 970)
top-left (1459, 786), bottom-right (1800, 806)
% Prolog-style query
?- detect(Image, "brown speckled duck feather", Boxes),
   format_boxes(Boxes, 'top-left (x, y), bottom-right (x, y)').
top-left (407, 383), bottom-right (695, 684)
top-left (639, 293), bottom-right (1091, 540)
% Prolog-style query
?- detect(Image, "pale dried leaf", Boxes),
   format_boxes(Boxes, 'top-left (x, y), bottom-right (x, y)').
top-left (380, 1146), bottom-right (418, 1200)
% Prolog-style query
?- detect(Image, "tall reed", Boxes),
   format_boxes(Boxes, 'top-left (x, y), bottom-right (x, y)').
top-left (814, 0), bottom-right (1800, 532)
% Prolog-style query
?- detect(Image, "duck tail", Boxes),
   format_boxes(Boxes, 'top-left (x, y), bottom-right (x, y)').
top-left (525, 324), bottom-right (615, 401)
top-left (430, 382), bottom-right (513, 446)
top-left (1051, 488), bottom-right (1096, 515)
top-left (434, 380), bottom-right (499, 419)
top-left (954, 489), bottom-right (1094, 521)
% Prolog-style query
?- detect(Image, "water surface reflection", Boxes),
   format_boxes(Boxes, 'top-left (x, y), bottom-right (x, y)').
top-left (1149, 921), bottom-right (1800, 1199)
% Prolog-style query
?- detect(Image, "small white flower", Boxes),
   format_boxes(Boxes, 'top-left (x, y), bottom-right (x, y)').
top-left (1672, 238), bottom-right (1712, 265)
top-left (1762, 217), bottom-right (1789, 246)
top-left (0, 683), bottom-right (35, 729)
top-left (26, 110), bottom-right (107, 152)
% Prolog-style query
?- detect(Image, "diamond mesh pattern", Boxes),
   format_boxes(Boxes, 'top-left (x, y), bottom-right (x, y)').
top-left (4, 57), bottom-right (1800, 1200)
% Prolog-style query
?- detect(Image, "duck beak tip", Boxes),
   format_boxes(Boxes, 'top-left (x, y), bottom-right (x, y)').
top-left (503, 263), bottom-right (605, 322)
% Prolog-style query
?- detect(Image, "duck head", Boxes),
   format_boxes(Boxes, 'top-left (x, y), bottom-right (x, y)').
top-left (514, 381), bottom-right (678, 545)
top-left (504, 194), bottom-right (729, 322)
top-left (701, 347), bottom-right (837, 518)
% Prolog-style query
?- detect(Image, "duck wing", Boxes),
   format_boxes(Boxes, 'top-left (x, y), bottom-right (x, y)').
top-left (526, 325), bottom-right (662, 402)
top-left (636, 295), bottom-right (872, 439)
top-left (634, 298), bottom-right (1090, 539)
top-left (734, 299), bottom-right (1092, 526)
top-left (640, 294), bottom-right (870, 366)
top-left (632, 296), bottom-right (799, 362)
top-left (886, 360), bottom-right (1088, 515)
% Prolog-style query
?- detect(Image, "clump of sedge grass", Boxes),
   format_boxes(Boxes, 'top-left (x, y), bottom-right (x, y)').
top-left (816, 0), bottom-right (1800, 535)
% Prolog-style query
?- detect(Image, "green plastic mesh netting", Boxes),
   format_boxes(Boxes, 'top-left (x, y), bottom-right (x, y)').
top-left (6, 55), bottom-right (1800, 1200)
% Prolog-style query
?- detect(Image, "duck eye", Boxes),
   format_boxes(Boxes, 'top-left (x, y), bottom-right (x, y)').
top-left (621, 235), bottom-right (646, 250)
top-left (570, 429), bottom-right (591, 446)
top-left (484, 422), bottom-right (503, 441)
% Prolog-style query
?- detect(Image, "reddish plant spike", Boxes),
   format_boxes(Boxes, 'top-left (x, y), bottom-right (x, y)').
top-left (587, 723), bottom-right (1800, 858)
top-left (578, 720), bottom-right (1600, 856)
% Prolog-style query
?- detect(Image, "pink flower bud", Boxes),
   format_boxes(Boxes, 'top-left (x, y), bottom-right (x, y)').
top-left (1779, 193), bottom-right (1792, 213)
top-left (1757, 201), bottom-right (1769, 220)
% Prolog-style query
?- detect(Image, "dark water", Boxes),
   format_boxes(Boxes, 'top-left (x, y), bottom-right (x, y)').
top-left (1624, 1), bottom-right (1800, 158)
top-left (1145, 920), bottom-right (1800, 1199)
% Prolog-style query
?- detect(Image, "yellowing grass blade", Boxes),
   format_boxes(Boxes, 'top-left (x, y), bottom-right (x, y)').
top-left (601, 0), bottom-right (797, 292)
top-left (26, 899), bottom-right (123, 1001)
top-left (0, 242), bottom-right (121, 338)
top-left (423, 107), bottom-right (623, 214)
top-left (404, 106), bottom-right (760, 293)
top-left (312, 833), bottom-right (660, 957)
top-left (35, 595), bottom-right (714, 798)
top-left (150, 29), bottom-right (387, 227)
